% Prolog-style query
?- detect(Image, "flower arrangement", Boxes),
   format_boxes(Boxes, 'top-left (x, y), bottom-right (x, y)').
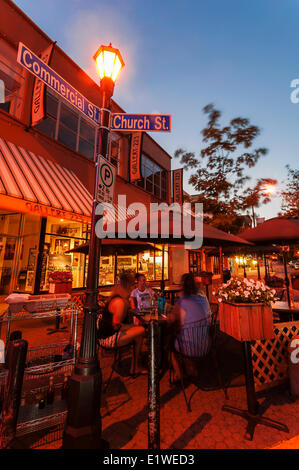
top-left (48, 271), bottom-right (73, 283)
top-left (214, 278), bottom-right (277, 306)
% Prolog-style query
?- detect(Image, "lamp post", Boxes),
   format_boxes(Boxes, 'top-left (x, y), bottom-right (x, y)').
top-left (62, 44), bottom-right (124, 449)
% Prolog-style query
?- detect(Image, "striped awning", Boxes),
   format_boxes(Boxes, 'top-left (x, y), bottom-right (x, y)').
top-left (0, 137), bottom-right (93, 223)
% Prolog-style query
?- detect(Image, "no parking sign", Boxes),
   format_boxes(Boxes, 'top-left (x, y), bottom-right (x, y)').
top-left (96, 156), bottom-right (116, 204)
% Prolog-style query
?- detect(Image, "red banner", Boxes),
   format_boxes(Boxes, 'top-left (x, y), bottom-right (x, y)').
top-left (31, 43), bottom-right (55, 126)
top-left (172, 168), bottom-right (183, 204)
top-left (130, 132), bottom-right (143, 182)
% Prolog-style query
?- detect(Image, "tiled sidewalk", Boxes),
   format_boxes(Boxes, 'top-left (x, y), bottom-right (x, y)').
top-left (2, 313), bottom-right (299, 450)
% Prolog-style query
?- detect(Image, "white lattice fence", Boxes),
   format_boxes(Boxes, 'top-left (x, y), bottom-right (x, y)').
top-left (252, 321), bottom-right (299, 391)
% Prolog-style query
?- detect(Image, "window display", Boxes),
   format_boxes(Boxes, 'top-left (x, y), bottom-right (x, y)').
top-left (0, 211), bottom-right (41, 294)
top-left (41, 217), bottom-right (87, 291)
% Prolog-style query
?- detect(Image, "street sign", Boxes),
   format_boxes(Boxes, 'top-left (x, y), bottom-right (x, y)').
top-left (110, 113), bottom-right (171, 132)
top-left (96, 156), bottom-right (116, 204)
top-left (17, 42), bottom-right (100, 124)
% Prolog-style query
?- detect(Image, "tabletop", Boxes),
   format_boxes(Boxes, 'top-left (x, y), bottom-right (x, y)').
top-left (272, 301), bottom-right (299, 312)
top-left (152, 285), bottom-right (182, 293)
top-left (136, 311), bottom-right (168, 324)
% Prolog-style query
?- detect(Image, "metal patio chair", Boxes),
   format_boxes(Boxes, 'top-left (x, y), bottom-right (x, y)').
top-left (170, 307), bottom-right (228, 412)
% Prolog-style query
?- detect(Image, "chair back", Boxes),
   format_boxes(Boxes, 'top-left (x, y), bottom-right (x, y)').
top-left (209, 302), bottom-right (219, 341)
top-left (175, 318), bottom-right (211, 358)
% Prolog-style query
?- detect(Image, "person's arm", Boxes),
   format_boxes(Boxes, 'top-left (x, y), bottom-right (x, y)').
top-left (109, 297), bottom-right (126, 329)
top-left (130, 293), bottom-right (138, 310)
top-left (168, 302), bottom-right (184, 328)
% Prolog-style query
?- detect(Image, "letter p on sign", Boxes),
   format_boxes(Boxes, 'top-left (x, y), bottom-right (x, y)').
top-left (0, 339), bottom-right (4, 363)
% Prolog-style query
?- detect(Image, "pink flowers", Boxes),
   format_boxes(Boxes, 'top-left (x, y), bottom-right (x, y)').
top-left (215, 277), bottom-right (277, 306)
top-left (48, 271), bottom-right (73, 283)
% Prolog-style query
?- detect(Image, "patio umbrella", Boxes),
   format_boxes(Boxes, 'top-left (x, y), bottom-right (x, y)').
top-left (240, 218), bottom-right (299, 245)
top-left (66, 239), bottom-right (161, 256)
top-left (81, 206), bottom-right (252, 292)
top-left (240, 218), bottom-right (299, 307)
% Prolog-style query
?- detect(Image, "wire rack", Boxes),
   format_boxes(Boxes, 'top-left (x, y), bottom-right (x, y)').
top-left (0, 304), bottom-right (79, 448)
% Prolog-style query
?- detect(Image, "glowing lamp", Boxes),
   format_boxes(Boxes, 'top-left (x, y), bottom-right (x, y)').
top-left (94, 43), bottom-right (124, 83)
top-left (263, 185), bottom-right (275, 195)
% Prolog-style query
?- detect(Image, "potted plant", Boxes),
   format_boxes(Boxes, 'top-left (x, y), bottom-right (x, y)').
top-left (215, 278), bottom-right (277, 341)
top-left (48, 271), bottom-right (73, 294)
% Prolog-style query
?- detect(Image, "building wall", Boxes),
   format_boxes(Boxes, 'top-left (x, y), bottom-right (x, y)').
top-left (0, 0), bottom-right (175, 294)
top-left (0, 0), bottom-right (172, 202)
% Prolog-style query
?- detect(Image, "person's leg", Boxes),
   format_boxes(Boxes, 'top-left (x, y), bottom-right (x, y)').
top-left (170, 351), bottom-right (181, 381)
top-left (116, 326), bottom-right (145, 375)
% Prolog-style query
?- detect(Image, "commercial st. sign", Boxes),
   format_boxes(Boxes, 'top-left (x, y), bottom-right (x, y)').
top-left (17, 43), bottom-right (171, 134)
top-left (17, 42), bottom-right (100, 124)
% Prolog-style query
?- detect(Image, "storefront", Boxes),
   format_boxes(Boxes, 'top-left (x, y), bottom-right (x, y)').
top-left (99, 246), bottom-right (169, 286)
top-left (0, 211), bottom-right (88, 294)
top-left (0, 209), bottom-right (169, 294)
top-left (0, 136), bottom-right (170, 294)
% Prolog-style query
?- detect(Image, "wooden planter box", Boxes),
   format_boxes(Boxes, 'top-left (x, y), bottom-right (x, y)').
top-left (219, 301), bottom-right (274, 341)
top-left (49, 282), bottom-right (72, 294)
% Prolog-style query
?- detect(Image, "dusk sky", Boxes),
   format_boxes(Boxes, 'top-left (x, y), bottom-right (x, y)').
top-left (14, 0), bottom-right (299, 219)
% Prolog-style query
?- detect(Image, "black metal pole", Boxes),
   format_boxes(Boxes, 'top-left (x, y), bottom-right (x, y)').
top-left (242, 341), bottom-right (259, 416)
top-left (0, 339), bottom-right (28, 449)
top-left (219, 246), bottom-right (223, 282)
top-left (160, 245), bottom-right (165, 293)
top-left (263, 254), bottom-right (268, 278)
top-left (114, 251), bottom-right (118, 285)
top-left (148, 320), bottom-right (160, 449)
top-left (283, 251), bottom-right (291, 308)
top-left (34, 217), bottom-right (47, 294)
top-left (257, 255), bottom-right (261, 280)
top-left (251, 206), bottom-right (256, 228)
top-left (62, 77), bottom-right (114, 449)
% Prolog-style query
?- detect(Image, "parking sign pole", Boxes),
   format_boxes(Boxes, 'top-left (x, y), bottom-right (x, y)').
top-left (63, 78), bottom-right (113, 449)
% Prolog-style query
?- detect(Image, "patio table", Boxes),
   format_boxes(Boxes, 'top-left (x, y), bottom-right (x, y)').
top-left (222, 338), bottom-right (289, 440)
top-left (152, 285), bottom-right (182, 305)
top-left (272, 301), bottom-right (299, 322)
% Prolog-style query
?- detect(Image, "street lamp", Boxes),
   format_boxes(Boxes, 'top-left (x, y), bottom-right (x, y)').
top-left (251, 183), bottom-right (276, 227)
top-left (63, 44), bottom-right (124, 449)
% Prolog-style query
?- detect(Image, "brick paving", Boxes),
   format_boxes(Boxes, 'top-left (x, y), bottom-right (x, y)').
top-left (1, 310), bottom-right (299, 450)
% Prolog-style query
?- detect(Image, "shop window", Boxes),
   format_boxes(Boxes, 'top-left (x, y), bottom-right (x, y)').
top-left (137, 154), bottom-right (167, 200)
top-left (0, 211), bottom-right (41, 294)
top-left (109, 132), bottom-right (121, 169)
top-left (97, 246), bottom-right (169, 286)
top-left (0, 39), bottom-right (25, 119)
top-left (189, 251), bottom-right (201, 275)
top-left (41, 217), bottom-right (88, 291)
top-left (58, 103), bottom-right (78, 150)
top-left (35, 89), bottom-right (97, 161)
top-left (99, 256), bottom-right (115, 286)
top-left (137, 247), bottom-right (169, 282)
top-left (212, 256), bottom-right (220, 274)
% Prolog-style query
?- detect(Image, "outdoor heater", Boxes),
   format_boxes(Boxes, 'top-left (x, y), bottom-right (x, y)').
top-left (63, 44), bottom-right (124, 449)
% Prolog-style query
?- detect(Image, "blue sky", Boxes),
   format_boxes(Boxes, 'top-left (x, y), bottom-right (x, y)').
top-left (14, 0), bottom-right (299, 218)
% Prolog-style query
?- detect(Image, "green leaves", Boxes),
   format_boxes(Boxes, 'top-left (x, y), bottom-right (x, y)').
top-left (175, 103), bottom-right (273, 233)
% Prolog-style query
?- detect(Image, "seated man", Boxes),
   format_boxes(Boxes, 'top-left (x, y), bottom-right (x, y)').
top-left (131, 273), bottom-right (155, 311)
